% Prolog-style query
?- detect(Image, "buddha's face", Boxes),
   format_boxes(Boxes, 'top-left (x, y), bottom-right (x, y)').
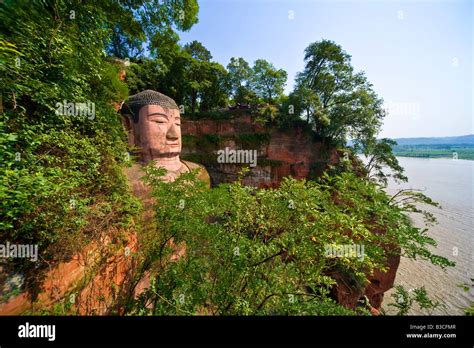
top-left (133, 104), bottom-right (182, 161)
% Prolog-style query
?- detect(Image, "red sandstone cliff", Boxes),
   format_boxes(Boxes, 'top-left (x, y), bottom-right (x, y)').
top-left (182, 115), bottom-right (339, 187)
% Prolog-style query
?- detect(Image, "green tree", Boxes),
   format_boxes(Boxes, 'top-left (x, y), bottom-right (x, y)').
top-left (106, 0), bottom-right (199, 59)
top-left (249, 59), bottom-right (287, 104)
top-left (181, 42), bottom-right (228, 113)
top-left (186, 56), bottom-right (210, 113)
top-left (234, 86), bottom-right (258, 106)
top-left (360, 138), bottom-right (408, 185)
top-left (291, 83), bottom-right (322, 124)
top-left (199, 62), bottom-right (229, 111)
top-left (226, 57), bottom-right (252, 103)
top-left (153, 49), bottom-right (193, 107)
top-left (296, 39), bottom-right (385, 146)
top-left (184, 40), bottom-right (212, 61)
top-left (183, 41), bottom-right (212, 113)
top-left (126, 57), bottom-right (168, 95)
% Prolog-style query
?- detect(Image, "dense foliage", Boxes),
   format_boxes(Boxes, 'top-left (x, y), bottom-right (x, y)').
top-left (0, 0), bottom-right (196, 291)
top-left (126, 53), bottom-right (288, 116)
top-left (291, 40), bottom-right (385, 147)
top-left (126, 166), bottom-right (453, 315)
top-left (108, 0), bottom-right (199, 58)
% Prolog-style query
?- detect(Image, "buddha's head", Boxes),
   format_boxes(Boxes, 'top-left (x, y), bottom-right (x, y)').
top-left (122, 90), bottom-right (182, 164)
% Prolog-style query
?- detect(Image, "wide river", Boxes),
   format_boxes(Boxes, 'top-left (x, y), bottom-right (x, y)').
top-left (382, 157), bottom-right (473, 315)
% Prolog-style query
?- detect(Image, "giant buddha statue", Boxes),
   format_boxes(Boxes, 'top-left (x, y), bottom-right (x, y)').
top-left (121, 89), bottom-right (210, 184)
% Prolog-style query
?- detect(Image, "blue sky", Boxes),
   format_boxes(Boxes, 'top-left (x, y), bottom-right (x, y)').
top-left (178, 0), bottom-right (472, 138)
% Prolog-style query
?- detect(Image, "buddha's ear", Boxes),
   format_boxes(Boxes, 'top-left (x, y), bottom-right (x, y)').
top-left (119, 102), bottom-right (135, 143)
top-left (121, 114), bottom-right (136, 148)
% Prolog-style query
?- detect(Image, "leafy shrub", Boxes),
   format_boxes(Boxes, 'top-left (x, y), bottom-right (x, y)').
top-left (388, 285), bottom-right (445, 315)
top-left (0, 1), bottom-right (140, 294)
top-left (127, 167), bottom-right (453, 315)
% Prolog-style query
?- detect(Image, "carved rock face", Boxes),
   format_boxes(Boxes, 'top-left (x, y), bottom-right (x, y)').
top-left (133, 104), bottom-right (182, 168)
top-left (123, 91), bottom-right (209, 184)
top-left (122, 90), bottom-right (183, 173)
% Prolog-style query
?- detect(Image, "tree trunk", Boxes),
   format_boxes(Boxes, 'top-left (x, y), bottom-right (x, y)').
top-left (191, 90), bottom-right (197, 114)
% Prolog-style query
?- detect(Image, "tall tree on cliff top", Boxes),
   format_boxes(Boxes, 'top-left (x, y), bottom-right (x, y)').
top-left (183, 41), bottom-right (211, 113)
top-left (198, 62), bottom-right (229, 111)
top-left (226, 57), bottom-right (252, 104)
top-left (184, 40), bottom-right (212, 61)
top-left (296, 39), bottom-right (385, 146)
top-left (249, 59), bottom-right (287, 104)
top-left (181, 41), bottom-right (228, 113)
top-left (108, 0), bottom-right (199, 59)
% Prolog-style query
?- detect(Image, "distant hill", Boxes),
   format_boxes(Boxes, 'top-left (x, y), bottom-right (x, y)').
top-left (392, 134), bottom-right (474, 146)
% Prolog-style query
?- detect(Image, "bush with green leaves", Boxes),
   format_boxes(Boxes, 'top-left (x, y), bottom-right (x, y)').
top-left (458, 279), bottom-right (474, 316)
top-left (388, 285), bottom-right (445, 315)
top-left (127, 166), bottom-right (453, 315)
top-left (0, 0), bottom-right (177, 291)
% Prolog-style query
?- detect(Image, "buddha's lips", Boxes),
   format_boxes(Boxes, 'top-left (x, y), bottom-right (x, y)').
top-left (154, 152), bottom-right (181, 158)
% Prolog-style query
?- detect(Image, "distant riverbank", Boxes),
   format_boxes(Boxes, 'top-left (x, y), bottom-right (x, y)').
top-left (392, 144), bottom-right (474, 160)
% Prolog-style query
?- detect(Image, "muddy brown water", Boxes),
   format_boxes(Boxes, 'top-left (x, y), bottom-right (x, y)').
top-left (382, 157), bottom-right (473, 315)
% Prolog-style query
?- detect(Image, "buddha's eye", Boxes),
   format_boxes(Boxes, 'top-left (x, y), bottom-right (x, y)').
top-left (151, 118), bottom-right (167, 124)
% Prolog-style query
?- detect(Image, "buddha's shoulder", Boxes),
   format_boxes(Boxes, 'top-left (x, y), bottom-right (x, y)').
top-left (123, 163), bottom-right (153, 201)
top-left (181, 160), bottom-right (211, 186)
top-left (181, 160), bottom-right (205, 171)
top-left (124, 161), bottom-right (211, 187)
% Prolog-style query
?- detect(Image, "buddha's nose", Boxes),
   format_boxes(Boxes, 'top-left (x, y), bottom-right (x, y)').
top-left (167, 123), bottom-right (179, 140)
